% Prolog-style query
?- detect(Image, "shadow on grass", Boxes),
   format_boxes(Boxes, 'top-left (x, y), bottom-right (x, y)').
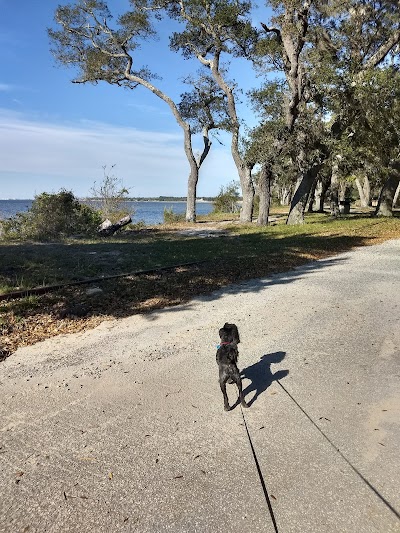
top-left (0, 227), bottom-right (395, 356)
top-left (0, 231), bottom-right (378, 316)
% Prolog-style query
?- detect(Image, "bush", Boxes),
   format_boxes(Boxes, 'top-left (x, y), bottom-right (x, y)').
top-left (212, 181), bottom-right (240, 213)
top-left (0, 190), bottom-right (102, 241)
top-left (163, 207), bottom-right (185, 223)
top-left (89, 165), bottom-right (132, 223)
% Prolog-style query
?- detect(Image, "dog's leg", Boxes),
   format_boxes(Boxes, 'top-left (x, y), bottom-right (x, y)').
top-left (220, 381), bottom-right (230, 411)
top-left (237, 379), bottom-right (249, 408)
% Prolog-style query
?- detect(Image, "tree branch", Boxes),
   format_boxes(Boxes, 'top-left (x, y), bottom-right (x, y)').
top-left (260, 22), bottom-right (282, 44)
top-left (362, 28), bottom-right (400, 71)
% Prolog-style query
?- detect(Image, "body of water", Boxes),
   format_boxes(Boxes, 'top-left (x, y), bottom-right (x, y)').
top-left (0, 199), bottom-right (214, 225)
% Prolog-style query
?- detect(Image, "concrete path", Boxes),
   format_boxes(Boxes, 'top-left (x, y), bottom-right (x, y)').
top-left (1, 239), bottom-right (399, 533)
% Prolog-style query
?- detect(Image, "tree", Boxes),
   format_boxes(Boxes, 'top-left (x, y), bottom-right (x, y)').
top-left (310, 0), bottom-right (400, 219)
top-left (375, 162), bottom-right (400, 216)
top-left (248, 80), bottom-right (328, 224)
top-left (90, 165), bottom-right (131, 222)
top-left (356, 68), bottom-right (400, 216)
top-left (178, 69), bottom-right (231, 218)
top-left (256, 0), bottom-right (314, 225)
top-left (247, 81), bottom-right (286, 225)
top-left (254, 0), bottom-right (400, 224)
top-left (328, 65), bottom-right (400, 215)
top-left (355, 176), bottom-right (371, 208)
top-left (213, 180), bottom-right (240, 213)
top-left (48, 0), bottom-right (216, 222)
top-left (166, 0), bottom-right (258, 222)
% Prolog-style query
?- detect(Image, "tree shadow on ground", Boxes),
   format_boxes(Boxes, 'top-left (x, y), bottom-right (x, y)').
top-left (2, 228), bottom-right (395, 356)
top-left (240, 351), bottom-right (289, 407)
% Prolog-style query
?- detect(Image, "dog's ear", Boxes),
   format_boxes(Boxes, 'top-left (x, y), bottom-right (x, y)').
top-left (226, 323), bottom-right (240, 344)
top-left (231, 324), bottom-right (240, 344)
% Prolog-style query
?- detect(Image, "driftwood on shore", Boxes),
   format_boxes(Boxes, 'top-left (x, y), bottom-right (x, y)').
top-left (98, 215), bottom-right (132, 236)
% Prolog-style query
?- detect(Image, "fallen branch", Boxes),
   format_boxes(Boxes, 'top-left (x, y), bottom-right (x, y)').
top-left (98, 215), bottom-right (132, 236)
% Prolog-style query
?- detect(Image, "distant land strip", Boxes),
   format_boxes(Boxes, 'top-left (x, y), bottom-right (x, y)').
top-left (86, 196), bottom-right (217, 202)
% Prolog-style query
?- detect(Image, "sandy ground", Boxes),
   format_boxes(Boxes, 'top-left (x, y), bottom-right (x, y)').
top-left (0, 239), bottom-right (399, 532)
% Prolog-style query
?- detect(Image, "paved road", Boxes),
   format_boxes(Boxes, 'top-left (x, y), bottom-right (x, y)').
top-left (1, 239), bottom-right (399, 533)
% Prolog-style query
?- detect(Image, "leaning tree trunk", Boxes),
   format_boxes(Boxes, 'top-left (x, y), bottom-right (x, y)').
top-left (286, 163), bottom-right (320, 225)
top-left (375, 162), bottom-right (400, 217)
top-left (287, 141), bottom-right (320, 225)
top-left (98, 215), bottom-right (132, 236)
top-left (394, 181), bottom-right (400, 207)
top-left (257, 162), bottom-right (273, 225)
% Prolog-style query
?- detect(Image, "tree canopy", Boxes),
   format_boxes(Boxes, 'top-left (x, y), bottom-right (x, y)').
top-left (49, 0), bottom-right (400, 223)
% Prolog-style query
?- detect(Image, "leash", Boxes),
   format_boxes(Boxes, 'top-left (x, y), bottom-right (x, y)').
top-left (240, 379), bottom-right (400, 530)
top-left (240, 406), bottom-right (279, 533)
top-left (275, 379), bottom-right (400, 521)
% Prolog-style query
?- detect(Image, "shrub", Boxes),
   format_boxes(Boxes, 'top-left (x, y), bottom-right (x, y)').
top-left (212, 181), bottom-right (240, 213)
top-left (0, 190), bottom-right (102, 241)
top-left (163, 206), bottom-right (185, 223)
top-left (89, 165), bottom-right (132, 223)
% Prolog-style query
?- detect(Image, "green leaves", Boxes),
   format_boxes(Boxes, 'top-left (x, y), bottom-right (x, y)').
top-left (1, 191), bottom-right (102, 241)
top-left (49, 0), bottom-right (157, 84)
top-left (178, 69), bottom-right (230, 132)
top-left (168, 0), bottom-right (256, 58)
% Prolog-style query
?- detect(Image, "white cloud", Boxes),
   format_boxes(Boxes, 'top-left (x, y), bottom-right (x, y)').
top-left (0, 109), bottom-right (238, 198)
top-left (126, 101), bottom-right (170, 116)
top-left (0, 83), bottom-right (13, 91)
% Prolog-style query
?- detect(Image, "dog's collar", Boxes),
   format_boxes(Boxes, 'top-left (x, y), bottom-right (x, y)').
top-left (217, 341), bottom-right (232, 348)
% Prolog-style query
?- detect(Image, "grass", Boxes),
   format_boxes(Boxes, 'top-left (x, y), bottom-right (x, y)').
top-left (1, 209), bottom-right (399, 358)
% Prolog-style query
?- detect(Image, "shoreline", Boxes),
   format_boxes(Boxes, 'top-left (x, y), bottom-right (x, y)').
top-left (0, 199), bottom-right (215, 223)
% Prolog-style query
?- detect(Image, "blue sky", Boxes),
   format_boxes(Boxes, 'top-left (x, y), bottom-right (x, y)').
top-left (0, 0), bottom-right (266, 199)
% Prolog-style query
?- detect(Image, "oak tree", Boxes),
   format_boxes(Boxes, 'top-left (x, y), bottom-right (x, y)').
top-left (49, 0), bottom-right (221, 221)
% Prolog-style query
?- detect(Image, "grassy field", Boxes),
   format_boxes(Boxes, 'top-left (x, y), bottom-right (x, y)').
top-left (1, 209), bottom-right (400, 358)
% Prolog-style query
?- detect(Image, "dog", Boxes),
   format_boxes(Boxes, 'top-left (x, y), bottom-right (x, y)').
top-left (216, 323), bottom-right (249, 411)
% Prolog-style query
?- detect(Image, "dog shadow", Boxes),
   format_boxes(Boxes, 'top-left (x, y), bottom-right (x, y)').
top-left (239, 351), bottom-right (289, 408)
